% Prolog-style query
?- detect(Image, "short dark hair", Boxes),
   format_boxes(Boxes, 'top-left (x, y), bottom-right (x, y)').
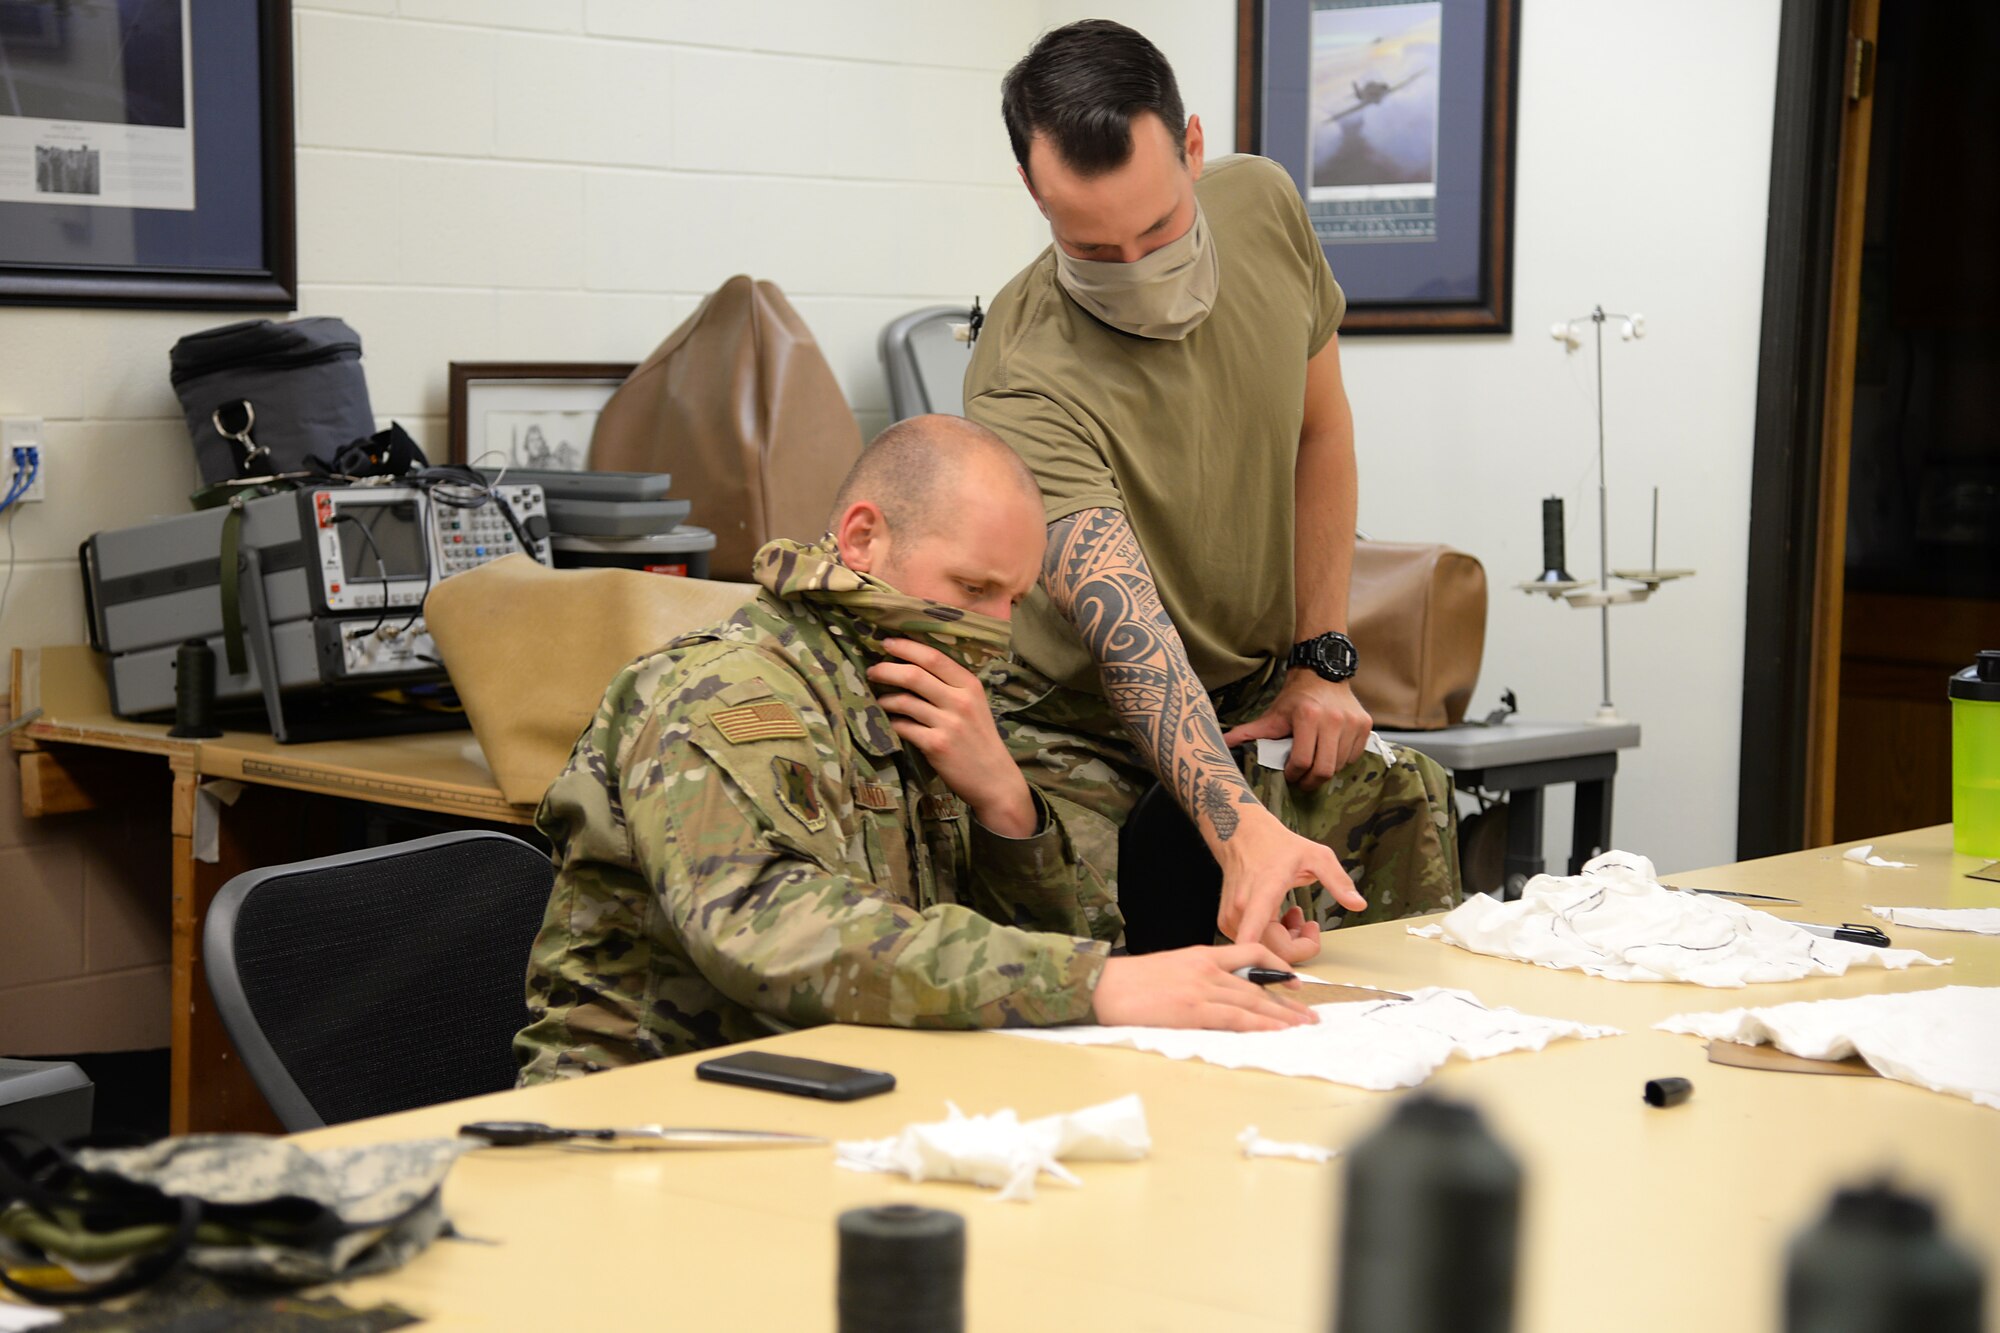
top-left (829, 415), bottom-right (1039, 538)
top-left (1001, 20), bottom-right (1185, 181)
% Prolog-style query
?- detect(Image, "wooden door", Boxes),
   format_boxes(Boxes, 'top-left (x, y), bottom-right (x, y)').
top-left (1819, 1), bottom-right (2000, 842)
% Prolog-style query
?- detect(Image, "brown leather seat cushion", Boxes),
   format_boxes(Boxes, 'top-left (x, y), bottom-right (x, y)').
top-left (425, 555), bottom-right (756, 805)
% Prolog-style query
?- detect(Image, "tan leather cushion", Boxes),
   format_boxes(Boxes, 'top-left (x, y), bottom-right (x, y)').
top-left (1348, 541), bottom-right (1488, 730)
top-left (425, 555), bottom-right (757, 805)
top-left (590, 275), bottom-right (862, 580)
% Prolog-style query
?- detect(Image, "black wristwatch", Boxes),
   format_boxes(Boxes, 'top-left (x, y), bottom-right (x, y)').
top-left (1288, 631), bottom-right (1358, 683)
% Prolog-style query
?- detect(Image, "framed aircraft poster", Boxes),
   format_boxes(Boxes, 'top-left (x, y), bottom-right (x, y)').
top-left (1237, 0), bottom-right (1519, 334)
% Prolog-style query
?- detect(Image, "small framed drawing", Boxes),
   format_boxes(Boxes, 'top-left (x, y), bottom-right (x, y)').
top-left (1237, 0), bottom-right (1520, 334)
top-left (447, 362), bottom-right (636, 469)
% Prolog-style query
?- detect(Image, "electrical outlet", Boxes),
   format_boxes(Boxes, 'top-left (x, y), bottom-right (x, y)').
top-left (2, 418), bottom-right (46, 503)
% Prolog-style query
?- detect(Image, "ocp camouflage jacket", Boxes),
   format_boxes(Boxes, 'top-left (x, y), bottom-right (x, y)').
top-left (515, 538), bottom-right (1119, 1083)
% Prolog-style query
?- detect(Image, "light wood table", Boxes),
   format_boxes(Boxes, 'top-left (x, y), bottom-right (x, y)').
top-left (289, 826), bottom-right (1999, 1332)
top-left (10, 645), bottom-right (532, 1133)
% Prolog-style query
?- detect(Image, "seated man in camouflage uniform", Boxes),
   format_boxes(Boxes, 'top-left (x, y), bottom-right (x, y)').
top-left (516, 415), bottom-right (1314, 1084)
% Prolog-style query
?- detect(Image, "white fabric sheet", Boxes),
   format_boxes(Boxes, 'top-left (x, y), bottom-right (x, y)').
top-left (1004, 987), bottom-right (1617, 1090)
top-left (834, 1095), bottom-right (1149, 1202)
top-left (1867, 905), bottom-right (2000, 935)
top-left (1658, 986), bottom-right (2000, 1110)
top-left (1408, 850), bottom-right (1949, 987)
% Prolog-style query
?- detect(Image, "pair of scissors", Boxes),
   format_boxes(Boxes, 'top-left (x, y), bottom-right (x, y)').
top-left (460, 1120), bottom-right (825, 1150)
top-left (1665, 884), bottom-right (1801, 905)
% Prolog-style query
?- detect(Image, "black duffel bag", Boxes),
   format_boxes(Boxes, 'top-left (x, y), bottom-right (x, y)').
top-left (170, 317), bottom-right (374, 484)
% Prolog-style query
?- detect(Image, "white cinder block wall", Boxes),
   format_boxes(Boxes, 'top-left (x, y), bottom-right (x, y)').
top-left (0, 0), bottom-right (1076, 657)
top-left (0, 0), bottom-right (1780, 1049)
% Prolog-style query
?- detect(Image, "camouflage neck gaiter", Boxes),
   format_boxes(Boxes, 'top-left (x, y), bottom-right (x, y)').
top-left (753, 536), bottom-right (1012, 674)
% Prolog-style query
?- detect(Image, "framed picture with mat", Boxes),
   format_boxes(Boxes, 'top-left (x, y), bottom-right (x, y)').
top-left (1236, 0), bottom-right (1520, 334)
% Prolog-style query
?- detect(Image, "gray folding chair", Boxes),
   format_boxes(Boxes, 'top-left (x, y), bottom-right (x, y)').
top-left (878, 305), bottom-right (977, 421)
top-left (203, 830), bottom-right (553, 1130)
top-left (0, 1060), bottom-right (93, 1143)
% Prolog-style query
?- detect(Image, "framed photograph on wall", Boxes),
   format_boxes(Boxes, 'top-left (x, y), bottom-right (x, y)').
top-left (0, 0), bottom-right (296, 308)
top-left (1237, 0), bottom-right (1519, 334)
top-left (447, 363), bottom-right (637, 469)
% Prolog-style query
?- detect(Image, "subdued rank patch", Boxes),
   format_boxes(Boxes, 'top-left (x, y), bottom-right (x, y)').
top-left (710, 701), bottom-right (807, 744)
top-left (771, 756), bottom-right (827, 831)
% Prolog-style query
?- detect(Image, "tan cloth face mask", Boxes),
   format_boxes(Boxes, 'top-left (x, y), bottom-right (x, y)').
top-left (1053, 202), bottom-right (1220, 341)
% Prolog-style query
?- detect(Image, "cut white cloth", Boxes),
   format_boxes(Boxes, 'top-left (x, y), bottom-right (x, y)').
top-left (1658, 985), bottom-right (2000, 1110)
top-left (1844, 843), bottom-right (1915, 868)
top-left (1238, 1126), bottom-right (1337, 1163)
top-left (1005, 988), bottom-right (1617, 1091)
top-left (1409, 850), bottom-right (1949, 987)
top-left (833, 1095), bottom-right (1149, 1202)
top-left (1256, 732), bottom-right (1399, 771)
top-left (1867, 906), bottom-right (2000, 935)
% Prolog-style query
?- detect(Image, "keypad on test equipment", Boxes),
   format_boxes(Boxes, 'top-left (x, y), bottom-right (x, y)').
top-left (438, 503), bottom-right (519, 573)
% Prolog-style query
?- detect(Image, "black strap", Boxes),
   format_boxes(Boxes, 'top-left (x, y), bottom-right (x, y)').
top-left (0, 1197), bottom-right (198, 1306)
top-left (0, 1129), bottom-right (448, 1306)
top-left (221, 496), bottom-right (248, 677)
top-left (0, 1130), bottom-right (197, 1307)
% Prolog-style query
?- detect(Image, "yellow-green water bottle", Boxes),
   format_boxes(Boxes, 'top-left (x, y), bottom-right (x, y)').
top-left (1952, 649), bottom-right (2000, 859)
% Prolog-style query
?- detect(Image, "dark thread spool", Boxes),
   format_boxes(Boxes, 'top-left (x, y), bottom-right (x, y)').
top-left (837, 1204), bottom-right (964, 1333)
top-left (1642, 1076), bottom-right (1693, 1108)
top-left (167, 639), bottom-right (222, 738)
top-left (1335, 1094), bottom-right (1522, 1333)
top-left (1785, 1182), bottom-right (1985, 1332)
top-left (1540, 496), bottom-right (1571, 581)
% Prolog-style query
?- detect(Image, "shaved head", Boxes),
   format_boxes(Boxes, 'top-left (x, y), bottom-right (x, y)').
top-left (829, 414), bottom-right (1041, 542)
top-left (829, 415), bottom-right (1047, 621)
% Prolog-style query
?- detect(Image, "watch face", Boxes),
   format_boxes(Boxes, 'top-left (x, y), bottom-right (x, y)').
top-left (1293, 634), bottom-right (1355, 678)
top-left (1319, 634), bottom-right (1356, 677)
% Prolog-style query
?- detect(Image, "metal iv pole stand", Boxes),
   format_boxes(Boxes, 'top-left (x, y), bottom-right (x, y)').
top-left (1590, 306), bottom-right (1618, 724)
top-left (1529, 303), bottom-right (1684, 723)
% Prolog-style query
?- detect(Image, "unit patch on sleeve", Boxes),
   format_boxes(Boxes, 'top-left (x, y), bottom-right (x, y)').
top-left (709, 701), bottom-right (808, 744)
top-left (771, 756), bottom-right (827, 832)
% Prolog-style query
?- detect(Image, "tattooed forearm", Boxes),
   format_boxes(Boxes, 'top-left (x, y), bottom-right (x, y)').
top-left (1044, 508), bottom-right (1253, 842)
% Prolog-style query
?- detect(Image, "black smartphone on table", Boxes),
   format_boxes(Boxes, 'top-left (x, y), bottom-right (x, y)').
top-left (694, 1050), bottom-right (896, 1101)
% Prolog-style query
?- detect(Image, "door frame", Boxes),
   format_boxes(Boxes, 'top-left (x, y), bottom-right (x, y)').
top-left (1736, 0), bottom-right (1874, 860)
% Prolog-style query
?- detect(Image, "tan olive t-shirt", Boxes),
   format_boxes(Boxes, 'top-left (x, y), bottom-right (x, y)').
top-left (965, 154), bottom-right (1345, 694)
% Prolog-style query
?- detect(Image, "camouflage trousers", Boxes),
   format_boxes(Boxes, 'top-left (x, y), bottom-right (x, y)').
top-left (987, 658), bottom-right (1462, 931)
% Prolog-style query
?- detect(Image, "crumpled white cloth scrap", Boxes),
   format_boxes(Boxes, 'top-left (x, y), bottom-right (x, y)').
top-left (1238, 1127), bottom-right (1337, 1163)
top-left (1004, 988), bottom-right (1617, 1090)
top-left (1844, 843), bottom-right (1916, 868)
top-left (1867, 906), bottom-right (2000, 935)
top-left (1408, 850), bottom-right (1949, 987)
top-left (833, 1094), bottom-right (1149, 1202)
top-left (1657, 985), bottom-right (2000, 1110)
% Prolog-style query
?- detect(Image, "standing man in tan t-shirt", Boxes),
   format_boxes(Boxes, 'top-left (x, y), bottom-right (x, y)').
top-left (965, 20), bottom-right (1461, 958)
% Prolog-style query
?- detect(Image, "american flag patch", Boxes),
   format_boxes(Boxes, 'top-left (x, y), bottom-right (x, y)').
top-left (709, 701), bottom-right (807, 744)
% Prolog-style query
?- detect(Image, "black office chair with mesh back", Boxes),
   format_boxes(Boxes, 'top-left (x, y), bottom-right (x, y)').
top-left (203, 830), bottom-right (553, 1130)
